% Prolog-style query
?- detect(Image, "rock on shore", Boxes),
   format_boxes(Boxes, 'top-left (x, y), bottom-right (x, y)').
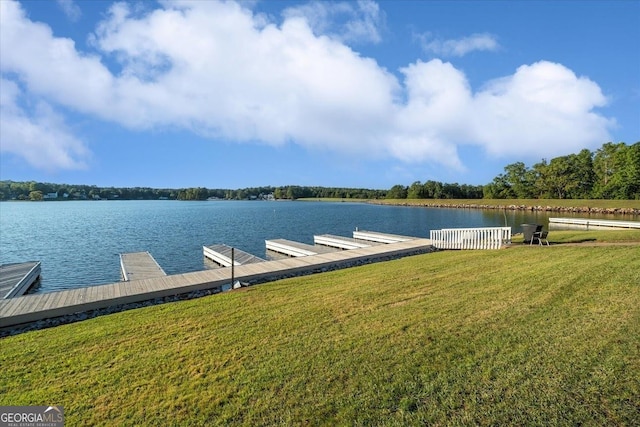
top-left (370, 201), bottom-right (639, 216)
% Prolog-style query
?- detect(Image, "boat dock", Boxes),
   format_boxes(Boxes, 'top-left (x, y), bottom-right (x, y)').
top-left (0, 262), bottom-right (41, 299)
top-left (119, 252), bottom-right (166, 281)
top-left (0, 238), bottom-right (433, 330)
top-left (265, 239), bottom-right (338, 257)
top-left (549, 218), bottom-right (640, 230)
top-left (203, 244), bottom-right (265, 267)
top-left (353, 230), bottom-right (414, 243)
top-left (314, 234), bottom-right (373, 250)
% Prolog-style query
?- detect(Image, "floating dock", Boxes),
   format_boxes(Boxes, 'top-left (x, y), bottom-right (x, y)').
top-left (119, 252), bottom-right (166, 281)
top-left (0, 262), bottom-right (41, 299)
top-left (203, 244), bottom-right (265, 267)
top-left (549, 218), bottom-right (640, 230)
top-left (353, 230), bottom-right (415, 243)
top-left (265, 239), bottom-right (338, 257)
top-left (0, 238), bottom-right (434, 330)
top-left (314, 234), bottom-right (373, 250)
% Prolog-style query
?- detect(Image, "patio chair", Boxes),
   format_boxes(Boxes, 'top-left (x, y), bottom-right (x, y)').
top-left (530, 230), bottom-right (549, 246)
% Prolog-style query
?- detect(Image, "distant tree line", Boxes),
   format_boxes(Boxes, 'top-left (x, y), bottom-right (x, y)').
top-left (171, 186), bottom-right (386, 200)
top-left (484, 142), bottom-right (639, 199)
top-left (0, 181), bottom-right (385, 202)
top-left (0, 181), bottom-right (178, 201)
top-left (386, 142), bottom-right (639, 201)
top-left (2, 142), bottom-right (637, 202)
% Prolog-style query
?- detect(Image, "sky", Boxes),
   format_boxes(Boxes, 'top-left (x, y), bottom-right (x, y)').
top-left (1, 0), bottom-right (638, 190)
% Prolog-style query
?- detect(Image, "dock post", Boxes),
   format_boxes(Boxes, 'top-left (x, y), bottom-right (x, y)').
top-left (231, 247), bottom-right (235, 288)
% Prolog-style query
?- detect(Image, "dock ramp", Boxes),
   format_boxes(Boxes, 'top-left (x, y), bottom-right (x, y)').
top-left (119, 252), bottom-right (166, 281)
top-left (203, 244), bottom-right (265, 267)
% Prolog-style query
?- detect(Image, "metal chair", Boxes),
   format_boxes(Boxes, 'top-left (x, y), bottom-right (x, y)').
top-left (530, 230), bottom-right (549, 246)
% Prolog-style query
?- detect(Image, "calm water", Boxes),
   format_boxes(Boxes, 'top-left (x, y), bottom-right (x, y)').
top-left (0, 200), bottom-right (624, 293)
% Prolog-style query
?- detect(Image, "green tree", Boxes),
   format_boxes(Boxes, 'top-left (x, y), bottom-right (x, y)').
top-left (386, 185), bottom-right (407, 199)
top-left (29, 190), bottom-right (43, 201)
top-left (620, 142), bottom-right (640, 199)
top-left (593, 142), bottom-right (628, 199)
top-left (503, 162), bottom-right (535, 198)
top-left (407, 181), bottom-right (425, 199)
top-left (423, 181), bottom-right (443, 199)
top-left (572, 149), bottom-right (596, 199)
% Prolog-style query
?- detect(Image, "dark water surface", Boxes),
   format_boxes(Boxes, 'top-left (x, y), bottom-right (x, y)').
top-left (0, 200), bottom-right (625, 293)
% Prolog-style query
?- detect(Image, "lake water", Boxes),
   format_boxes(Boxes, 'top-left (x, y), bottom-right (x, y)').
top-left (0, 200), bottom-right (624, 293)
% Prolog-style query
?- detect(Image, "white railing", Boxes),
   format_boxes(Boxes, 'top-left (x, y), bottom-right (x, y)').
top-left (430, 227), bottom-right (511, 250)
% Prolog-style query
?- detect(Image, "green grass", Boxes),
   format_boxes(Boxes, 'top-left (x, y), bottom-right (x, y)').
top-left (1, 242), bottom-right (639, 426)
top-left (513, 229), bottom-right (640, 244)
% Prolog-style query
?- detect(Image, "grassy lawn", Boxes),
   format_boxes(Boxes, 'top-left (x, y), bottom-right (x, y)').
top-left (1, 239), bottom-right (639, 425)
top-left (513, 229), bottom-right (640, 244)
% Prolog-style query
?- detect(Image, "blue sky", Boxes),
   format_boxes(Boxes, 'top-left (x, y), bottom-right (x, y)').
top-left (1, 0), bottom-right (638, 190)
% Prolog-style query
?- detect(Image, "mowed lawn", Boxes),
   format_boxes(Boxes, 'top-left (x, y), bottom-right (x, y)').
top-left (1, 240), bottom-right (639, 426)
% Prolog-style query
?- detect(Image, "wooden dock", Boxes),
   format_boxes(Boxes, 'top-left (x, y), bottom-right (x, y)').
top-left (0, 262), bottom-right (41, 299)
top-left (265, 239), bottom-right (338, 257)
top-left (0, 238), bottom-right (433, 329)
top-left (314, 234), bottom-right (373, 250)
top-left (353, 230), bottom-right (415, 243)
top-left (119, 252), bottom-right (166, 281)
top-left (203, 244), bottom-right (265, 267)
top-left (549, 218), bottom-right (640, 230)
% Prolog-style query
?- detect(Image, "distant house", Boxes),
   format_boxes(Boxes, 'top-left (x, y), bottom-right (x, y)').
top-left (43, 192), bottom-right (58, 199)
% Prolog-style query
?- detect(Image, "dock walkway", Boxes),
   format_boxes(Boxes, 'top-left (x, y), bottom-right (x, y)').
top-left (314, 234), bottom-right (373, 250)
top-left (119, 252), bottom-right (166, 281)
top-left (1, 239), bottom-right (433, 330)
top-left (549, 218), bottom-right (640, 230)
top-left (0, 262), bottom-right (41, 299)
top-left (265, 239), bottom-right (338, 257)
top-left (353, 230), bottom-right (415, 243)
top-left (203, 244), bottom-right (265, 267)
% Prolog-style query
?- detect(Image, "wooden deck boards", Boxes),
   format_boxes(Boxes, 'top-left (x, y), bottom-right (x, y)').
top-left (314, 234), bottom-right (373, 250)
top-left (353, 230), bottom-right (415, 243)
top-left (203, 244), bottom-right (265, 267)
top-left (120, 252), bottom-right (166, 281)
top-left (0, 238), bottom-right (433, 329)
top-left (265, 239), bottom-right (338, 257)
top-left (0, 261), bottom-right (41, 299)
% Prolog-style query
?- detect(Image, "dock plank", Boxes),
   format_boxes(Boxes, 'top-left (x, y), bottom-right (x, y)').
top-left (265, 239), bottom-right (338, 257)
top-left (203, 244), bottom-right (265, 267)
top-left (120, 252), bottom-right (166, 281)
top-left (0, 262), bottom-right (41, 299)
top-left (314, 234), bottom-right (373, 250)
top-left (353, 230), bottom-right (415, 243)
top-left (1, 238), bottom-right (434, 330)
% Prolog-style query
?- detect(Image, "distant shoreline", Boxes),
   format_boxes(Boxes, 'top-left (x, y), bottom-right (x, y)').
top-left (367, 200), bottom-right (640, 216)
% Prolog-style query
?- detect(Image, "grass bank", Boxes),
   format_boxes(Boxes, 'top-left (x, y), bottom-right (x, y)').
top-left (299, 198), bottom-right (639, 210)
top-left (375, 198), bottom-right (640, 211)
top-left (1, 239), bottom-right (639, 425)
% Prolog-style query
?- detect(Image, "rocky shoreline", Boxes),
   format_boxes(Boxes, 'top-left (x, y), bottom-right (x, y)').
top-left (369, 201), bottom-right (639, 216)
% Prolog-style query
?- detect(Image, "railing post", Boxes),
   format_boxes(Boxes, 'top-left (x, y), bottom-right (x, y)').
top-left (231, 247), bottom-right (235, 288)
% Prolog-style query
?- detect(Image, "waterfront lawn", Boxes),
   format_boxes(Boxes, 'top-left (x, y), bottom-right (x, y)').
top-left (1, 244), bottom-right (639, 426)
top-left (513, 228), bottom-right (640, 244)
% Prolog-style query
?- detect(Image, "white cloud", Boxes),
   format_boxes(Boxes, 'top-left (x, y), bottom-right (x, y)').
top-left (419, 32), bottom-right (499, 57)
top-left (0, 0), bottom-right (613, 172)
top-left (472, 61), bottom-right (614, 157)
top-left (0, 78), bottom-right (89, 170)
top-left (56, 0), bottom-right (81, 22)
top-left (282, 0), bottom-right (384, 44)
